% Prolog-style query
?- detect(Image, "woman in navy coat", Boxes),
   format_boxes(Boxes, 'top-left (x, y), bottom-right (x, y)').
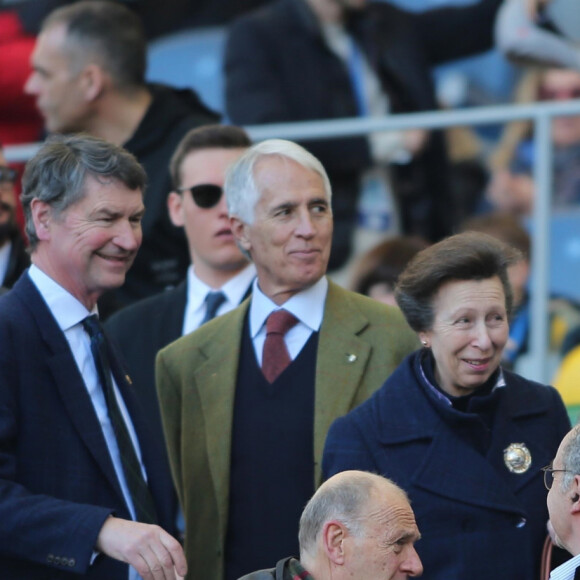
top-left (323, 232), bottom-right (570, 580)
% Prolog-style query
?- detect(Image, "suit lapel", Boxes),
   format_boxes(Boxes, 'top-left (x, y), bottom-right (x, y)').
top-left (17, 276), bottom-right (124, 501)
top-left (194, 301), bottom-right (249, 534)
top-left (314, 282), bottom-right (371, 484)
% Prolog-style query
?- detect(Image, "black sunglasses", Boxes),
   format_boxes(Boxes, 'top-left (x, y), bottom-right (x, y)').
top-left (177, 183), bottom-right (223, 209)
top-left (0, 166), bottom-right (17, 184)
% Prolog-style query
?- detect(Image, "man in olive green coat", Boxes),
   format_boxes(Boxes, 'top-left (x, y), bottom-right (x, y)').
top-left (156, 139), bottom-right (418, 580)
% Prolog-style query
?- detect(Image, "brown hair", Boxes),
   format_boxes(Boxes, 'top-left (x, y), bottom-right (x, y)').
top-left (395, 231), bottom-right (521, 332)
top-left (169, 124), bottom-right (251, 190)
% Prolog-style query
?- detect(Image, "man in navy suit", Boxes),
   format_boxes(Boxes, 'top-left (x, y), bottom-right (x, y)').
top-left (0, 134), bottom-right (186, 579)
top-left (106, 125), bottom-right (255, 444)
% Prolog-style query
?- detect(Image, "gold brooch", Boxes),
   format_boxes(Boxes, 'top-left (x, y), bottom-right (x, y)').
top-left (503, 443), bottom-right (532, 474)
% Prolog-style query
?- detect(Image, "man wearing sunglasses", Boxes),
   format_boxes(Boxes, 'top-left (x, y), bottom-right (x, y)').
top-left (0, 144), bottom-right (29, 294)
top-left (106, 125), bottom-right (255, 491)
top-left (546, 424), bottom-right (580, 579)
top-left (156, 139), bottom-right (418, 580)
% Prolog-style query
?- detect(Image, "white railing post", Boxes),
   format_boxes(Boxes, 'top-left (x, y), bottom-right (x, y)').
top-left (528, 112), bottom-right (552, 383)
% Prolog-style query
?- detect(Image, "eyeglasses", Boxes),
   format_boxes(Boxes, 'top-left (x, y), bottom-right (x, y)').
top-left (177, 183), bottom-right (223, 209)
top-left (0, 166), bottom-right (17, 184)
top-left (542, 465), bottom-right (575, 490)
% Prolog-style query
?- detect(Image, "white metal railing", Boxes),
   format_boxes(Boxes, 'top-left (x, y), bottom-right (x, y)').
top-left (7, 98), bottom-right (580, 383)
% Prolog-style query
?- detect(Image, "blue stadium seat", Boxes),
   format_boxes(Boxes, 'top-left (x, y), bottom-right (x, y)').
top-left (146, 26), bottom-right (226, 115)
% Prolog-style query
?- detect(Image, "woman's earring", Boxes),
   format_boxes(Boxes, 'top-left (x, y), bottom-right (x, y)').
top-left (421, 340), bottom-right (428, 347)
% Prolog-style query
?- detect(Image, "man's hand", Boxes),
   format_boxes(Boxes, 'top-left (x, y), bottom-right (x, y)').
top-left (96, 517), bottom-right (187, 580)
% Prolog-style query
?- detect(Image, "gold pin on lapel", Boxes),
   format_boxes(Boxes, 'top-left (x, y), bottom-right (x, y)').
top-left (125, 374), bottom-right (133, 385)
top-left (346, 354), bottom-right (357, 363)
top-left (503, 442), bottom-right (532, 474)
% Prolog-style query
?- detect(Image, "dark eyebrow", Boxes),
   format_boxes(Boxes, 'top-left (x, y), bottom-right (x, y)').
top-left (270, 201), bottom-right (297, 214)
top-left (309, 197), bottom-right (329, 207)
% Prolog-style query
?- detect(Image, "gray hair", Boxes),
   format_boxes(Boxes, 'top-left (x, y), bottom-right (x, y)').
top-left (224, 139), bottom-right (332, 224)
top-left (21, 133), bottom-right (146, 250)
top-left (42, 1), bottom-right (147, 90)
top-left (298, 471), bottom-right (406, 560)
top-left (560, 425), bottom-right (580, 491)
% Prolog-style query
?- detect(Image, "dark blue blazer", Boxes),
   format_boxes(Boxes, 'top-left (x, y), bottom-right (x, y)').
top-left (323, 352), bottom-right (571, 580)
top-left (0, 273), bottom-right (176, 579)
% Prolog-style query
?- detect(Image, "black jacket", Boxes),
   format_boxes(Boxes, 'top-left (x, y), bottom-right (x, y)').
top-left (104, 84), bottom-right (219, 313)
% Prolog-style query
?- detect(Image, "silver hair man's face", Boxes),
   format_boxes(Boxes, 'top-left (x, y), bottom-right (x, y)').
top-left (233, 155), bottom-right (333, 304)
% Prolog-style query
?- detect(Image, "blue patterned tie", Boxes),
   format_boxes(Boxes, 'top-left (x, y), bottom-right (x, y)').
top-left (201, 290), bottom-right (226, 325)
top-left (82, 315), bottom-right (157, 524)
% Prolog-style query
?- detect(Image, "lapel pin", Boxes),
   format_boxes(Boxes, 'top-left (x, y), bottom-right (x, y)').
top-left (503, 442), bottom-right (532, 474)
top-left (125, 374), bottom-right (133, 385)
top-left (346, 354), bottom-right (357, 363)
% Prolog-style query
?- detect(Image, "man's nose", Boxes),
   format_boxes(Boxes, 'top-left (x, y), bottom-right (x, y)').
top-left (114, 221), bottom-right (141, 251)
top-left (404, 546), bottom-right (423, 577)
top-left (294, 209), bottom-right (315, 237)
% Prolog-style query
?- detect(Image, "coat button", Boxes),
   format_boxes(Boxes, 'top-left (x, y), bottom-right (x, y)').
top-left (68, 558), bottom-right (76, 567)
top-left (47, 554), bottom-right (54, 563)
top-left (54, 556), bottom-right (62, 565)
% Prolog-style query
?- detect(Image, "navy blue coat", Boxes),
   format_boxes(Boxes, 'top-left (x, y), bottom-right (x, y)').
top-left (323, 351), bottom-right (570, 580)
top-left (0, 273), bottom-right (177, 579)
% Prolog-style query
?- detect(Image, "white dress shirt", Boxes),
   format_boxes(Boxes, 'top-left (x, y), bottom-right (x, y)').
top-left (182, 263), bottom-right (256, 335)
top-left (28, 265), bottom-right (146, 580)
top-left (249, 276), bottom-right (328, 366)
top-left (551, 552), bottom-right (580, 580)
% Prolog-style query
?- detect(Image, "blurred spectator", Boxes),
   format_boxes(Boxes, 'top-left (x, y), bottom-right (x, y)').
top-left (460, 212), bottom-right (580, 373)
top-left (225, 0), bottom-right (504, 269)
top-left (0, 144), bottom-right (29, 294)
top-left (487, 67), bottom-right (580, 215)
top-left (0, 9), bottom-right (43, 145)
top-left (7, 0), bottom-right (267, 40)
top-left (24, 1), bottom-right (220, 314)
top-left (496, 0), bottom-right (580, 72)
top-left (350, 235), bottom-right (428, 306)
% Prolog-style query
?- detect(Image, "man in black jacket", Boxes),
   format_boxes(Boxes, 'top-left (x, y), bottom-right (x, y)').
top-left (25, 0), bottom-right (219, 312)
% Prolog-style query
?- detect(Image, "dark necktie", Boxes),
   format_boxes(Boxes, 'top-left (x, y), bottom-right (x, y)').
top-left (262, 310), bottom-right (299, 383)
top-left (201, 290), bottom-right (226, 325)
top-left (82, 315), bottom-right (158, 524)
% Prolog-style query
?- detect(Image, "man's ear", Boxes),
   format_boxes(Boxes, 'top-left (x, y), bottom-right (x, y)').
top-left (230, 216), bottom-right (251, 252)
top-left (571, 475), bottom-right (580, 513)
top-left (167, 191), bottom-right (185, 228)
top-left (80, 64), bottom-right (106, 102)
top-left (321, 521), bottom-right (347, 566)
top-left (30, 199), bottom-right (53, 242)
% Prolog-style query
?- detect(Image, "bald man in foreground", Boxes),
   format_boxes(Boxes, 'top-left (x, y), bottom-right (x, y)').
top-left (240, 470), bottom-right (423, 580)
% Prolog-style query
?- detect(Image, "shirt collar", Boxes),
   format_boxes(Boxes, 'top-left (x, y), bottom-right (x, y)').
top-left (186, 263), bottom-right (256, 312)
top-left (551, 552), bottom-right (580, 580)
top-left (418, 348), bottom-right (506, 408)
top-left (28, 264), bottom-right (95, 331)
top-left (249, 276), bottom-right (328, 339)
